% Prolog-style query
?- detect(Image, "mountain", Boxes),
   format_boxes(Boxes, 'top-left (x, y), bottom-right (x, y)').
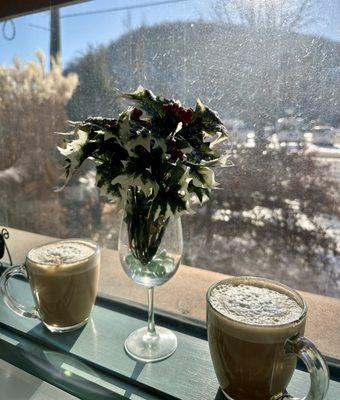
top-left (66, 21), bottom-right (340, 126)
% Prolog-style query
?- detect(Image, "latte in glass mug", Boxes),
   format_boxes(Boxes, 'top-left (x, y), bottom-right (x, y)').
top-left (1, 239), bottom-right (100, 332)
top-left (207, 277), bottom-right (329, 400)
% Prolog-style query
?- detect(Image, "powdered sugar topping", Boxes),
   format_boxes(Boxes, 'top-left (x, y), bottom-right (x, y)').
top-left (28, 240), bottom-right (96, 266)
top-left (210, 284), bottom-right (303, 326)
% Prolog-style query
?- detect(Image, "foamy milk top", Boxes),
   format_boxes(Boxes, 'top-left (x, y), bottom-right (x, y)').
top-left (28, 240), bottom-right (96, 266)
top-left (210, 284), bottom-right (303, 326)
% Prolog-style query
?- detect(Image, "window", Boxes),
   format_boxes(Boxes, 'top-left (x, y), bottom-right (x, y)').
top-left (0, 0), bottom-right (339, 301)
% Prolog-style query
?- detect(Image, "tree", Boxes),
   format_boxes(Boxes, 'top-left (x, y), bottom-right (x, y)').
top-left (0, 50), bottom-right (77, 178)
top-left (0, 51), bottom-right (78, 234)
top-left (66, 47), bottom-right (119, 120)
top-left (213, 0), bottom-right (316, 31)
top-left (184, 143), bottom-right (339, 294)
top-left (66, 21), bottom-right (340, 127)
top-left (61, 21), bottom-right (340, 293)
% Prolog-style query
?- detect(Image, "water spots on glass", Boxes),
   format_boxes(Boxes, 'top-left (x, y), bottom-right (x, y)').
top-left (0, 0), bottom-right (339, 296)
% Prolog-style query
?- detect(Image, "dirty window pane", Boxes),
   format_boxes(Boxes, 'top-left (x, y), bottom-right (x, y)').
top-left (0, 0), bottom-right (339, 297)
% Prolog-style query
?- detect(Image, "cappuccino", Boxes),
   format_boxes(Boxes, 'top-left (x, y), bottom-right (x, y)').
top-left (28, 241), bottom-right (95, 266)
top-left (207, 278), bottom-right (306, 400)
top-left (26, 239), bottom-right (100, 331)
top-left (210, 284), bottom-right (302, 325)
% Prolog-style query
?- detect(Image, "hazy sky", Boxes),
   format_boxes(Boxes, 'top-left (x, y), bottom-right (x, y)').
top-left (0, 0), bottom-right (339, 67)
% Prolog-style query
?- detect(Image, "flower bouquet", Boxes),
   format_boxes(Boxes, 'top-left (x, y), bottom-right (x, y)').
top-left (58, 86), bottom-right (229, 361)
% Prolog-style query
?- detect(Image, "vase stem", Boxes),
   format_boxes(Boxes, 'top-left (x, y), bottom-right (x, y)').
top-left (147, 287), bottom-right (156, 335)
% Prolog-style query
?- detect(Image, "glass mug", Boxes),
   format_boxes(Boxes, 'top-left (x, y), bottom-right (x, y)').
top-left (0, 239), bottom-right (100, 333)
top-left (206, 276), bottom-right (329, 400)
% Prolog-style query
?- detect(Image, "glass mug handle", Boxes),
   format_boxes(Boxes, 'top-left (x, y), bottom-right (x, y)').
top-left (0, 265), bottom-right (39, 319)
top-left (285, 336), bottom-right (329, 400)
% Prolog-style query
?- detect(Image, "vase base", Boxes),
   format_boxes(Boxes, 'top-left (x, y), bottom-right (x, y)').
top-left (124, 326), bottom-right (177, 363)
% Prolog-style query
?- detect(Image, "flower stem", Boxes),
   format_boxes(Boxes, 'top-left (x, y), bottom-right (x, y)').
top-left (126, 188), bottom-right (169, 265)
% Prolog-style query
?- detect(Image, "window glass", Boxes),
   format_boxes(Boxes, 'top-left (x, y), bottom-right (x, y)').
top-left (0, 0), bottom-right (339, 299)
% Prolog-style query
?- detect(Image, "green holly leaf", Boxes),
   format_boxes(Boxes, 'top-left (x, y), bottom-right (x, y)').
top-left (121, 86), bottom-right (164, 118)
top-left (188, 181), bottom-right (210, 203)
top-left (192, 98), bottom-right (229, 141)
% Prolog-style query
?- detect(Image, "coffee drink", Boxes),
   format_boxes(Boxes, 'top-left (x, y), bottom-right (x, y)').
top-left (25, 239), bottom-right (100, 331)
top-left (207, 277), bottom-right (306, 400)
top-left (209, 283), bottom-right (303, 326)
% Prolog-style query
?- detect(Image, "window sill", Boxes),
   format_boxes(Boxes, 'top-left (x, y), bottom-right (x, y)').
top-left (1, 276), bottom-right (339, 399)
top-left (4, 227), bottom-right (340, 360)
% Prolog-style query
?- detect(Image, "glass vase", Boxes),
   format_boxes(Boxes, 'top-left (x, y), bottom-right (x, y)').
top-left (118, 193), bottom-right (183, 362)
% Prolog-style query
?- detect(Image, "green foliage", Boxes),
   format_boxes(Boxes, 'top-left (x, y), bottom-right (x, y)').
top-left (186, 144), bottom-right (339, 274)
top-left (59, 86), bottom-right (229, 218)
top-left (66, 48), bottom-right (118, 120)
top-left (66, 21), bottom-right (340, 127)
top-left (59, 87), bottom-right (229, 264)
top-left (122, 86), bottom-right (165, 117)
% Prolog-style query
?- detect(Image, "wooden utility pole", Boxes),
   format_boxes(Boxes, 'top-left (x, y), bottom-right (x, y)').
top-left (50, 6), bottom-right (61, 69)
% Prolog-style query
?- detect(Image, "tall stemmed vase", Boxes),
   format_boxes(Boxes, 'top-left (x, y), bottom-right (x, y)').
top-left (118, 189), bottom-right (183, 362)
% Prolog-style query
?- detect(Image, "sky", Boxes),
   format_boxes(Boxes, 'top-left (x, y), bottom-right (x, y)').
top-left (0, 0), bottom-right (339, 68)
